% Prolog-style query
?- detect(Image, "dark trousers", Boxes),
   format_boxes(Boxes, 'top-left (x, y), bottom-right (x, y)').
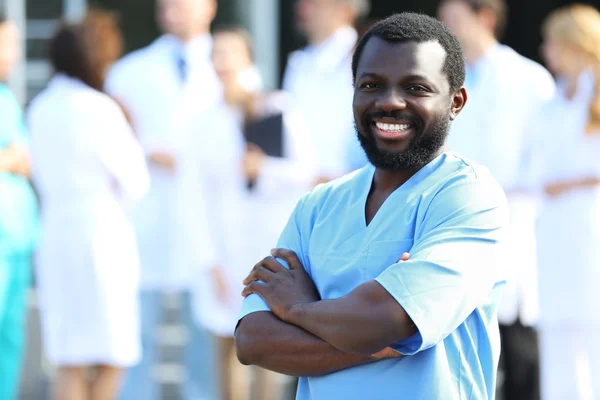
top-left (499, 321), bottom-right (540, 400)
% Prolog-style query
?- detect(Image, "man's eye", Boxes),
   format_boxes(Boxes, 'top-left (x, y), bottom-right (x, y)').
top-left (407, 85), bottom-right (428, 92)
top-left (360, 82), bottom-right (378, 89)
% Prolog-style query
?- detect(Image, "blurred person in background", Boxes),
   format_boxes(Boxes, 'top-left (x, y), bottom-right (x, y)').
top-left (104, 1), bottom-right (222, 398)
top-left (533, 5), bottom-right (600, 399)
top-left (283, 0), bottom-right (371, 183)
top-left (191, 26), bottom-right (316, 400)
top-left (27, 10), bottom-right (149, 400)
top-left (0, 12), bottom-right (39, 400)
top-left (438, 1), bottom-right (555, 399)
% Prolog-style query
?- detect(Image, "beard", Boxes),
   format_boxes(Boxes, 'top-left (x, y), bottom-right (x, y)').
top-left (356, 111), bottom-right (450, 171)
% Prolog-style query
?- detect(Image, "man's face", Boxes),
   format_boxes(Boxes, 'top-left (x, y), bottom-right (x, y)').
top-left (295, 0), bottom-right (346, 39)
top-left (353, 38), bottom-right (466, 170)
top-left (438, 0), bottom-right (481, 47)
top-left (0, 22), bottom-right (20, 82)
top-left (212, 32), bottom-right (252, 84)
top-left (157, 0), bottom-right (216, 38)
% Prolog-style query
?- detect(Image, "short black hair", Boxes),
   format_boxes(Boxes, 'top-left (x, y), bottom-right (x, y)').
top-left (0, 11), bottom-right (7, 25)
top-left (351, 12), bottom-right (466, 93)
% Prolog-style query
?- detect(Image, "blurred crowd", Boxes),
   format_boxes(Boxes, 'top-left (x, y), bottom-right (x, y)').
top-left (1, 0), bottom-right (600, 399)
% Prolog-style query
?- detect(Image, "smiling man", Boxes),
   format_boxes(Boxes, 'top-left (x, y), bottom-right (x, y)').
top-left (235, 12), bottom-right (508, 399)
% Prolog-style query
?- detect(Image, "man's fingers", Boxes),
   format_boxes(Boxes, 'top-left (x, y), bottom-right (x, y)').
top-left (241, 281), bottom-right (266, 297)
top-left (253, 256), bottom-right (288, 273)
top-left (397, 252), bottom-right (411, 263)
top-left (271, 248), bottom-right (302, 270)
top-left (242, 266), bottom-right (274, 286)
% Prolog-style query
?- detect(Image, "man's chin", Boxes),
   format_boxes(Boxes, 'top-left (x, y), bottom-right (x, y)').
top-left (374, 140), bottom-right (412, 155)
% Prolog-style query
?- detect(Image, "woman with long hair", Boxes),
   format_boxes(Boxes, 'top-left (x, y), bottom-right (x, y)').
top-left (535, 4), bottom-right (600, 399)
top-left (28, 10), bottom-right (149, 400)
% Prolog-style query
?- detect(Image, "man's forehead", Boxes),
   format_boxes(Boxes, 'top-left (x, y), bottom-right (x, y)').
top-left (357, 38), bottom-right (447, 79)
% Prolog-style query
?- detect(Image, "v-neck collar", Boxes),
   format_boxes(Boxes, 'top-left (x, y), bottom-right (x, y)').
top-left (359, 153), bottom-right (447, 229)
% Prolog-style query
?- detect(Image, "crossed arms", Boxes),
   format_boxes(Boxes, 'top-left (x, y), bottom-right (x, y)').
top-left (235, 176), bottom-right (508, 377)
top-left (235, 250), bottom-right (415, 377)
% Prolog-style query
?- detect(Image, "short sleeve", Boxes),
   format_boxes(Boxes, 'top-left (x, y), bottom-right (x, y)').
top-left (375, 169), bottom-right (509, 355)
top-left (238, 193), bottom-right (311, 322)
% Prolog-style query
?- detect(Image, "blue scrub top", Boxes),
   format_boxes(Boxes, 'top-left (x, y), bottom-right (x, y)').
top-left (0, 84), bottom-right (39, 253)
top-left (240, 152), bottom-right (508, 400)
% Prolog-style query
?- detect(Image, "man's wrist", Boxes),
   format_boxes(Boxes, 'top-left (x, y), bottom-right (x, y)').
top-left (286, 301), bottom-right (312, 326)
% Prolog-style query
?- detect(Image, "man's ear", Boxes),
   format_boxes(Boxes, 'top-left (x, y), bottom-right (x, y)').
top-left (450, 86), bottom-right (467, 120)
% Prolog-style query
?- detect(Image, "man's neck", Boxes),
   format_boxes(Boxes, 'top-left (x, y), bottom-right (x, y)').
top-left (464, 35), bottom-right (497, 65)
top-left (372, 148), bottom-right (443, 193)
top-left (372, 169), bottom-right (418, 194)
top-left (175, 28), bottom-right (209, 44)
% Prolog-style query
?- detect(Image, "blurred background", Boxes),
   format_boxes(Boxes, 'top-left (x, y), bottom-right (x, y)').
top-left (2, 0), bottom-right (600, 399)
top-left (2, 0), bottom-right (599, 104)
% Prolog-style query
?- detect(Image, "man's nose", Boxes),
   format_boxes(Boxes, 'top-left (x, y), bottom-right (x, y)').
top-left (375, 88), bottom-right (407, 112)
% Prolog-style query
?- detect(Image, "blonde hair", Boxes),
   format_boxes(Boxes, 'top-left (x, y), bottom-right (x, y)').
top-left (543, 4), bottom-right (600, 133)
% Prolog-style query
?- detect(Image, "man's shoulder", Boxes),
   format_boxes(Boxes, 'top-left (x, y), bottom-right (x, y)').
top-left (312, 166), bottom-right (366, 195)
top-left (287, 48), bottom-right (308, 65)
top-left (432, 153), bottom-right (508, 210)
top-left (107, 40), bottom-right (164, 86)
top-left (498, 46), bottom-right (554, 88)
top-left (110, 46), bottom-right (153, 75)
top-left (297, 166), bottom-right (369, 216)
top-left (282, 49), bottom-right (307, 84)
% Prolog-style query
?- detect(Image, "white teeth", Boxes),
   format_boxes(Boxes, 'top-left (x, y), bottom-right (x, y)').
top-left (375, 122), bottom-right (410, 132)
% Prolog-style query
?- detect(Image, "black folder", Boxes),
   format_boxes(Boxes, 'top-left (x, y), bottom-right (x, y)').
top-left (244, 112), bottom-right (284, 158)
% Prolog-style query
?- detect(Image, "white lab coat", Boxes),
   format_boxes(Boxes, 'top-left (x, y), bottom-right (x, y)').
top-left (28, 74), bottom-right (149, 366)
top-left (105, 34), bottom-right (222, 290)
top-left (446, 44), bottom-right (556, 327)
top-left (193, 92), bottom-right (316, 337)
top-left (282, 26), bottom-right (359, 178)
top-left (530, 70), bottom-right (600, 400)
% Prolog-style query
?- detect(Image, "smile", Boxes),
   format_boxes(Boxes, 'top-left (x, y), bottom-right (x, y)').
top-left (373, 120), bottom-right (414, 140)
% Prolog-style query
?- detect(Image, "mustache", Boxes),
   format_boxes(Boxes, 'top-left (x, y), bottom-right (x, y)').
top-left (363, 111), bottom-right (423, 129)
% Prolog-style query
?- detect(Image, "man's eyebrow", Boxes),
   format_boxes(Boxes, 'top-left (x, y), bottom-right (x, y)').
top-left (403, 73), bottom-right (433, 82)
top-left (357, 72), bottom-right (384, 80)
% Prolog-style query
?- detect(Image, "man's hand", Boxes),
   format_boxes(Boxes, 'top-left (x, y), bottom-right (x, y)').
top-left (372, 346), bottom-right (403, 360)
top-left (544, 182), bottom-right (569, 198)
top-left (149, 150), bottom-right (176, 171)
top-left (243, 144), bottom-right (265, 182)
top-left (242, 248), bottom-right (320, 322)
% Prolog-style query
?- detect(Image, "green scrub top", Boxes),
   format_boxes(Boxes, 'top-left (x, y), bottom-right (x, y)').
top-left (0, 83), bottom-right (39, 253)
